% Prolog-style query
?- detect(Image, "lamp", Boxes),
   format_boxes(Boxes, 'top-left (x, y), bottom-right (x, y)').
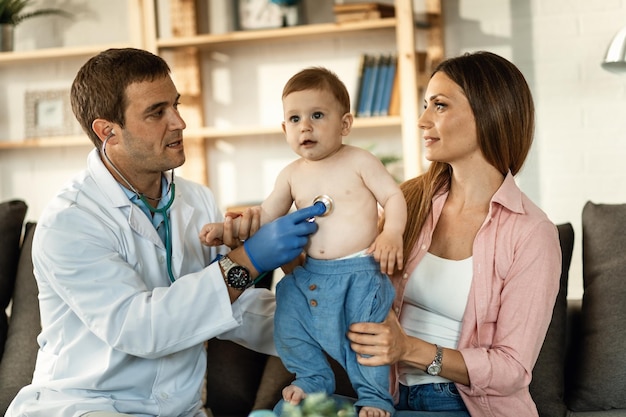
top-left (602, 26), bottom-right (626, 73)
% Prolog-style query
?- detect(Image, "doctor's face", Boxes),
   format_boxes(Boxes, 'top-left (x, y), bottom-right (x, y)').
top-left (113, 75), bottom-right (187, 178)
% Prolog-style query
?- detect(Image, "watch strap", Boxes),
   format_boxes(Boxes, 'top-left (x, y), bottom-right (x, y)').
top-left (427, 344), bottom-right (443, 376)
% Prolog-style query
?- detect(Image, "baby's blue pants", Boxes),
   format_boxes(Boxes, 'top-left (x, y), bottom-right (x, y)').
top-left (274, 255), bottom-right (396, 414)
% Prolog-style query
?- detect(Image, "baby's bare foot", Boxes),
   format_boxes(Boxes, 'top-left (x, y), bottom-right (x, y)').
top-left (282, 385), bottom-right (306, 405)
top-left (359, 406), bottom-right (390, 417)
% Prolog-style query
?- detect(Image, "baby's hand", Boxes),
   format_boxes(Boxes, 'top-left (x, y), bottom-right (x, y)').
top-left (199, 223), bottom-right (226, 247)
top-left (368, 230), bottom-right (404, 275)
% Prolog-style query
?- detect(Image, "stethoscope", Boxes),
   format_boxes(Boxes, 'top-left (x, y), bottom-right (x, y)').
top-left (102, 131), bottom-right (177, 283)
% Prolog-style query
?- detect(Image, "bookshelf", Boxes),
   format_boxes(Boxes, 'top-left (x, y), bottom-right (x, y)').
top-left (141, 0), bottom-right (444, 184)
top-left (0, 0), bottom-right (444, 188)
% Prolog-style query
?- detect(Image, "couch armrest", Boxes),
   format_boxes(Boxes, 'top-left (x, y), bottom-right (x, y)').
top-left (564, 298), bottom-right (582, 401)
top-left (0, 223), bottom-right (40, 414)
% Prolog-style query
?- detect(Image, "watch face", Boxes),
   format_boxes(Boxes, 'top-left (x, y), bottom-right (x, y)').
top-left (238, 0), bottom-right (283, 30)
top-left (427, 363), bottom-right (441, 376)
top-left (227, 266), bottom-right (252, 289)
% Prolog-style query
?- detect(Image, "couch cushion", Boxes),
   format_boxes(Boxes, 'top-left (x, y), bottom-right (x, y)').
top-left (0, 200), bottom-right (28, 359)
top-left (205, 338), bottom-right (268, 417)
top-left (529, 223), bottom-right (574, 417)
top-left (0, 222), bottom-right (40, 415)
top-left (567, 202), bottom-right (626, 411)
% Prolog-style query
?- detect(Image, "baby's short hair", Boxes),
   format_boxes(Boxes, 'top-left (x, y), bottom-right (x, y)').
top-left (282, 67), bottom-right (351, 115)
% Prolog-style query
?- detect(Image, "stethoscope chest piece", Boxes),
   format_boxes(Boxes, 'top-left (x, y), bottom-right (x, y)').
top-left (312, 194), bottom-right (334, 217)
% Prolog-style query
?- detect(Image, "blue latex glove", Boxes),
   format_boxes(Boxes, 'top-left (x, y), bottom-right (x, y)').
top-left (243, 203), bottom-right (326, 273)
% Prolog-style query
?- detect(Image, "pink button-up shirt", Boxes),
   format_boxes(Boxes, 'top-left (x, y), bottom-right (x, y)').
top-left (390, 173), bottom-right (561, 417)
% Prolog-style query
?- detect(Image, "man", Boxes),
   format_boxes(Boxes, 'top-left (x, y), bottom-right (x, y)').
top-left (5, 48), bottom-right (323, 417)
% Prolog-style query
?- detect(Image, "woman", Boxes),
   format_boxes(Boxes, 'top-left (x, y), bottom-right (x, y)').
top-left (347, 51), bottom-right (561, 417)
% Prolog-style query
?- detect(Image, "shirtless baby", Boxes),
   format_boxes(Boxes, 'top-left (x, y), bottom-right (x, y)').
top-left (200, 67), bottom-right (407, 417)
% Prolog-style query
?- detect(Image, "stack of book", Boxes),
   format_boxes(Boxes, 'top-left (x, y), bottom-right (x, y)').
top-left (354, 53), bottom-right (399, 118)
top-left (333, 2), bottom-right (396, 23)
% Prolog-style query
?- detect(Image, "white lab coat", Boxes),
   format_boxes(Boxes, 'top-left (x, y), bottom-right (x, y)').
top-left (6, 149), bottom-right (276, 417)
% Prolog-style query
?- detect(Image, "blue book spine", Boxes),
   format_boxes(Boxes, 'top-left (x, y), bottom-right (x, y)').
top-left (357, 55), bottom-right (374, 117)
top-left (378, 55), bottom-right (397, 116)
top-left (359, 55), bottom-right (381, 118)
top-left (373, 55), bottom-right (391, 117)
top-left (353, 54), bottom-right (367, 115)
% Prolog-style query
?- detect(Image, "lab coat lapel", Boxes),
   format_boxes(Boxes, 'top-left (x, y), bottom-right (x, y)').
top-left (169, 184), bottom-right (194, 281)
top-left (126, 205), bottom-right (164, 248)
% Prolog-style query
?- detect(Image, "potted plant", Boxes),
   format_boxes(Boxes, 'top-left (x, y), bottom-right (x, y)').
top-left (0, 0), bottom-right (71, 52)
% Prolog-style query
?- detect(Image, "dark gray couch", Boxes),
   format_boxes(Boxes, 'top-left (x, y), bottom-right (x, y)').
top-left (2, 199), bottom-right (626, 417)
top-left (0, 200), bottom-right (39, 415)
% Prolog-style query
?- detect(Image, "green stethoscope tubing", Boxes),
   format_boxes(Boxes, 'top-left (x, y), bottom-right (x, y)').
top-left (138, 184), bottom-right (176, 283)
top-left (102, 133), bottom-right (177, 283)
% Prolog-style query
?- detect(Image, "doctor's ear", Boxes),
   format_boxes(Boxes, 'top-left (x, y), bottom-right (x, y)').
top-left (92, 119), bottom-right (117, 142)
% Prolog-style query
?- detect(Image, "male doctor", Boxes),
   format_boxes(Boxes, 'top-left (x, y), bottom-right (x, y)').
top-left (5, 48), bottom-right (323, 417)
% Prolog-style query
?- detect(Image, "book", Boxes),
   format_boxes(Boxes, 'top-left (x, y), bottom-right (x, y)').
top-left (333, 2), bottom-right (395, 23)
top-left (353, 53), bottom-right (367, 115)
top-left (370, 54), bottom-right (389, 117)
top-left (356, 54), bottom-right (377, 117)
top-left (388, 65), bottom-right (401, 116)
top-left (374, 54), bottom-right (397, 116)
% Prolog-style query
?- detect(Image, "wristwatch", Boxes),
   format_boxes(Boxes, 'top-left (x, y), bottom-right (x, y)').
top-left (426, 344), bottom-right (443, 376)
top-left (219, 255), bottom-right (252, 290)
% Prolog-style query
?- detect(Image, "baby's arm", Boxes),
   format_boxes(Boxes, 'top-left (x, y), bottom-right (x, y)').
top-left (199, 222), bottom-right (226, 246)
top-left (199, 210), bottom-right (249, 248)
top-left (200, 205), bottom-right (267, 248)
top-left (199, 166), bottom-right (296, 249)
top-left (369, 190), bottom-right (407, 275)
top-left (360, 152), bottom-right (408, 275)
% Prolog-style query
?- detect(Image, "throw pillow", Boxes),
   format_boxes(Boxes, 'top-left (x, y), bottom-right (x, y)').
top-left (568, 202), bottom-right (626, 411)
top-left (0, 200), bottom-right (27, 359)
top-left (529, 223), bottom-right (574, 417)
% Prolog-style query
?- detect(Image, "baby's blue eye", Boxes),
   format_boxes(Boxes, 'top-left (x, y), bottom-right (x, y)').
top-left (312, 112), bottom-right (324, 119)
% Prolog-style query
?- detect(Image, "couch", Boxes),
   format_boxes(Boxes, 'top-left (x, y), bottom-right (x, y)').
top-left (2, 199), bottom-right (626, 417)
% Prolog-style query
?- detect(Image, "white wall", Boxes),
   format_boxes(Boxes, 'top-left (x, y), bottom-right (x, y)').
top-left (439, 0), bottom-right (626, 298)
top-left (2, 0), bottom-right (626, 298)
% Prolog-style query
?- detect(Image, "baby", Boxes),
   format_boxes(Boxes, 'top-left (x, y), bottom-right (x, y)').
top-left (200, 67), bottom-right (407, 417)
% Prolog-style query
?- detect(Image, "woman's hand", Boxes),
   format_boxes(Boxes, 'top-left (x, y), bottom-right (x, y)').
top-left (347, 309), bottom-right (411, 366)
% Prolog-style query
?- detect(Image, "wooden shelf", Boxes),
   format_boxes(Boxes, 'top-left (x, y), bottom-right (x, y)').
top-left (0, 135), bottom-right (89, 150)
top-left (0, 43), bottom-right (130, 65)
top-left (185, 116), bottom-right (401, 139)
top-left (0, 0), bottom-right (443, 187)
top-left (0, 116), bottom-right (401, 149)
top-left (157, 18), bottom-right (398, 50)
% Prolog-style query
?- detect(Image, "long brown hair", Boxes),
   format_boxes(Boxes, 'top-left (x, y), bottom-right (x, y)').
top-left (401, 51), bottom-right (535, 260)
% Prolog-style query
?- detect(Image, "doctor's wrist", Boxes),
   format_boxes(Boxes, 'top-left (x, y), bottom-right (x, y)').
top-left (226, 247), bottom-right (260, 279)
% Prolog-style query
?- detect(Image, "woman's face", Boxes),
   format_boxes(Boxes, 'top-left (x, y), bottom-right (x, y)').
top-left (418, 71), bottom-right (481, 166)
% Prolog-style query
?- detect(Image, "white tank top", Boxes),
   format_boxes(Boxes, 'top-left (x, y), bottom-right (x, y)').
top-left (398, 251), bottom-right (473, 386)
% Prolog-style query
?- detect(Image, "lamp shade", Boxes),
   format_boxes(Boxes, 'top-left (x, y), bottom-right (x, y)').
top-left (602, 26), bottom-right (626, 73)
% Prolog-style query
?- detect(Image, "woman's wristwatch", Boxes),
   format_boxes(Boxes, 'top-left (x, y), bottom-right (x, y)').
top-left (426, 344), bottom-right (443, 376)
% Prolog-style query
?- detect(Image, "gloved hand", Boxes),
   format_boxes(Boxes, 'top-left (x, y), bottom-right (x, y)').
top-left (243, 203), bottom-right (327, 273)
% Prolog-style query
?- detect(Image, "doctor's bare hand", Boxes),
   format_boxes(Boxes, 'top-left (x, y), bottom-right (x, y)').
top-left (347, 309), bottom-right (410, 367)
top-left (222, 207), bottom-right (261, 248)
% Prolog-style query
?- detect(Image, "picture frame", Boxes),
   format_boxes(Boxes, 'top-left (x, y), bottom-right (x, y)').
top-left (24, 89), bottom-right (76, 138)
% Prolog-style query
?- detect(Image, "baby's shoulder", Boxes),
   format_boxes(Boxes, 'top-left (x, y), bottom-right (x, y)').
top-left (341, 144), bottom-right (380, 162)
